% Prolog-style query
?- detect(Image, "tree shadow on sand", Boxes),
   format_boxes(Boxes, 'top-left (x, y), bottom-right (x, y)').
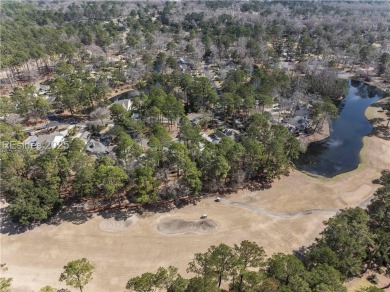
top-left (142, 201), bottom-right (179, 214)
top-left (292, 245), bottom-right (310, 263)
top-left (47, 204), bottom-right (93, 226)
top-left (1, 204), bottom-right (139, 234)
top-left (97, 208), bottom-right (138, 220)
top-left (368, 117), bottom-right (390, 140)
top-left (0, 207), bottom-right (36, 235)
top-left (1, 200), bottom-right (193, 235)
top-left (368, 99), bottom-right (390, 140)
top-left (0, 203), bottom-right (94, 235)
top-left (2, 196), bottom-right (211, 234)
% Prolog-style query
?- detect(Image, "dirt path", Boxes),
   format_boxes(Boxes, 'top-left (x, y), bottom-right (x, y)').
top-left (215, 197), bottom-right (338, 218)
top-left (212, 190), bottom-right (375, 219)
top-left (210, 185), bottom-right (374, 218)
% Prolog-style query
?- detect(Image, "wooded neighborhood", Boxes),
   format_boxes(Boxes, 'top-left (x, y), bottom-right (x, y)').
top-left (0, 1), bottom-right (389, 291)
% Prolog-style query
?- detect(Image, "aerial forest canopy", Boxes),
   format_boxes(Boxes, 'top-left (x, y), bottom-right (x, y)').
top-left (1, 1), bottom-right (389, 80)
top-left (0, 1), bottom-right (390, 291)
top-left (0, 0), bottom-right (389, 226)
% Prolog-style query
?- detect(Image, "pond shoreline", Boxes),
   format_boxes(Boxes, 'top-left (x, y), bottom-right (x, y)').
top-left (338, 72), bottom-right (390, 95)
top-left (297, 81), bottom-right (386, 177)
top-left (299, 119), bottom-right (330, 148)
top-left (298, 95), bottom-right (389, 179)
top-left (300, 95), bottom-right (389, 180)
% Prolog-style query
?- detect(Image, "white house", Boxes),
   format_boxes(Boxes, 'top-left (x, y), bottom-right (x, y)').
top-left (114, 99), bottom-right (132, 111)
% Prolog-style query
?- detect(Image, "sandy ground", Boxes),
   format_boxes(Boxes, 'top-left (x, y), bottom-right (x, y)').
top-left (1, 100), bottom-right (389, 292)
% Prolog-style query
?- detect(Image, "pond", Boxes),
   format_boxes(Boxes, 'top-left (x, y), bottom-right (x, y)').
top-left (297, 80), bottom-right (384, 177)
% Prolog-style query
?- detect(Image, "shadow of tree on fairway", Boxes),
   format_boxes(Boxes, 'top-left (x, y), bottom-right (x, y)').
top-left (0, 203), bottom-right (94, 235)
top-left (47, 204), bottom-right (93, 226)
top-left (368, 117), bottom-right (390, 140)
top-left (370, 123), bottom-right (390, 140)
top-left (0, 207), bottom-right (35, 235)
top-left (368, 98), bottom-right (390, 140)
top-left (292, 245), bottom-right (310, 263)
top-left (97, 208), bottom-right (136, 221)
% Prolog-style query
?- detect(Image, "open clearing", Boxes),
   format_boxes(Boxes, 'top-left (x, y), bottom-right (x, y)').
top-left (1, 102), bottom-right (389, 292)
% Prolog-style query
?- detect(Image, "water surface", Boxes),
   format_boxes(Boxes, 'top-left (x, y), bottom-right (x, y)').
top-left (297, 80), bottom-right (384, 177)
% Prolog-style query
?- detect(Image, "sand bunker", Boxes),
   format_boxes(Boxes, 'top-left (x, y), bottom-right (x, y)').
top-left (157, 218), bottom-right (218, 234)
top-left (99, 216), bottom-right (138, 232)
